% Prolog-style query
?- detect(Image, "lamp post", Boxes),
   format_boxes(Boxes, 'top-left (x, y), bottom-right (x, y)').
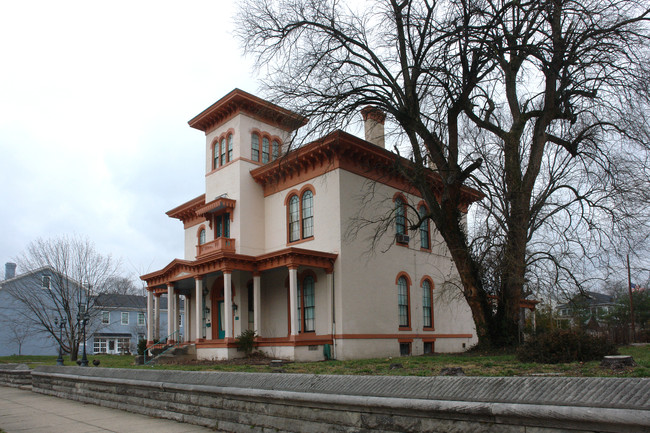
top-left (77, 307), bottom-right (89, 367)
top-left (54, 317), bottom-right (66, 366)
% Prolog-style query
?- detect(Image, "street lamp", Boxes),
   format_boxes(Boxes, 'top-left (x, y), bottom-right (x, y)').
top-left (77, 306), bottom-right (89, 367)
top-left (54, 317), bottom-right (66, 366)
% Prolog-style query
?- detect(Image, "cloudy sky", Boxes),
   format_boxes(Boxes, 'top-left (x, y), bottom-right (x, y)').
top-left (0, 1), bottom-right (260, 279)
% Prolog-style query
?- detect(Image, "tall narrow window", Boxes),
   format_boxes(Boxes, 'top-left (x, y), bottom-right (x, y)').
top-left (262, 137), bottom-right (270, 163)
top-left (302, 276), bottom-right (315, 332)
top-left (213, 142), bottom-right (218, 169)
top-left (199, 228), bottom-right (206, 245)
top-left (302, 190), bottom-right (314, 238)
top-left (215, 214), bottom-right (230, 238)
top-left (251, 134), bottom-right (260, 161)
top-left (289, 195), bottom-right (300, 242)
top-left (227, 134), bottom-right (233, 162)
top-left (220, 138), bottom-right (226, 166)
top-left (395, 197), bottom-right (406, 235)
top-left (398, 276), bottom-right (409, 328)
top-left (223, 213), bottom-right (230, 238)
top-left (272, 140), bottom-right (280, 160)
top-left (419, 205), bottom-right (430, 249)
top-left (422, 280), bottom-right (433, 328)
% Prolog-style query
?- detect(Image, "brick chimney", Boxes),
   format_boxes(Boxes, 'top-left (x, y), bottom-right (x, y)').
top-left (360, 106), bottom-right (386, 148)
top-left (5, 262), bottom-right (16, 280)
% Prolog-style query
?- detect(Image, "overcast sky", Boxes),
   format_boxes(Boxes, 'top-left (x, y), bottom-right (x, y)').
top-left (0, 1), bottom-right (260, 279)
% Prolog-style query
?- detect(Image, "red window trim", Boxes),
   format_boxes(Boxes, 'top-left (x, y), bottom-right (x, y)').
top-left (420, 275), bottom-right (435, 331)
top-left (285, 185), bottom-right (316, 245)
top-left (396, 272), bottom-right (412, 331)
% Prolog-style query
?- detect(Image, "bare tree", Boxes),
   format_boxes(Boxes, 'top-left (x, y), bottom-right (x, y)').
top-left (6, 236), bottom-right (120, 360)
top-left (0, 314), bottom-right (36, 356)
top-left (105, 276), bottom-right (142, 296)
top-left (237, 0), bottom-right (650, 346)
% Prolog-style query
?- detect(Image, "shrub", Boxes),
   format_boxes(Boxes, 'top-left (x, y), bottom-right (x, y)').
top-left (137, 338), bottom-right (147, 356)
top-left (517, 329), bottom-right (618, 364)
top-left (236, 329), bottom-right (257, 355)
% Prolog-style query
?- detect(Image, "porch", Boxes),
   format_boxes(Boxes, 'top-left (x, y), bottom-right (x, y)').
top-left (141, 247), bottom-right (337, 361)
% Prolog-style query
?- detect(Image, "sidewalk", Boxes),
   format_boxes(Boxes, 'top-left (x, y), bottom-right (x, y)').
top-left (0, 386), bottom-right (215, 433)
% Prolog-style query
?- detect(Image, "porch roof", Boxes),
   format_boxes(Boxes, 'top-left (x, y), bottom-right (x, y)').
top-left (140, 247), bottom-right (337, 290)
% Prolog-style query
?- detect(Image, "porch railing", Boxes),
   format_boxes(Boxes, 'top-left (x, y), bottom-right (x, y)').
top-left (144, 330), bottom-right (180, 365)
top-left (197, 237), bottom-right (236, 257)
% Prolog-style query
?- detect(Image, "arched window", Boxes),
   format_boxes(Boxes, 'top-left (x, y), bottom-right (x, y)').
top-left (397, 276), bottom-right (410, 328)
top-left (227, 134), bottom-right (233, 162)
top-left (199, 228), bottom-right (206, 245)
top-left (422, 279), bottom-right (433, 329)
top-left (302, 190), bottom-right (314, 238)
top-left (212, 141), bottom-right (219, 170)
top-left (251, 133), bottom-right (260, 161)
top-left (288, 195), bottom-right (300, 242)
top-left (298, 275), bottom-right (315, 332)
top-left (220, 137), bottom-right (226, 166)
top-left (395, 197), bottom-right (406, 235)
top-left (272, 140), bottom-right (280, 160)
top-left (419, 205), bottom-right (430, 250)
top-left (262, 137), bottom-right (270, 163)
top-left (287, 187), bottom-right (316, 243)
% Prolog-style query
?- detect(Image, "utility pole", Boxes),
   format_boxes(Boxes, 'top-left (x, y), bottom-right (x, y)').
top-left (627, 254), bottom-right (636, 343)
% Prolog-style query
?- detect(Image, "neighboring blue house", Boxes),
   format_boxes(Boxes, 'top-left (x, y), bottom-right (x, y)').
top-left (0, 262), bottom-right (182, 357)
top-left (91, 294), bottom-right (183, 354)
top-left (0, 263), bottom-right (66, 356)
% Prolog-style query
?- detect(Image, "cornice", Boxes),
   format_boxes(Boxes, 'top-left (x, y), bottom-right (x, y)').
top-left (250, 130), bottom-right (484, 205)
top-left (140, 247), bottom-right (338, 288)
top-left (188, 89), bottom-right (309, 133)
top-left (166, 194), bottom-right (206, 228)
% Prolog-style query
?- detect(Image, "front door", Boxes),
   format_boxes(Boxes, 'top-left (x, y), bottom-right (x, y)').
top-left (210, 275), bottom-right (235, 340)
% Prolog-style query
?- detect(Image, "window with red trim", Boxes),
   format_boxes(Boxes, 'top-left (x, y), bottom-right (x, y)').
top-left (422, 279), bottom-right (433, 328)
top-left (297, 275), bottom-right (315, 332)
top-left (419, 205), bottom-right (430, 249)
top-left (287, 188), bottom-right (315, 243)
top-left (212, 141), bottom-right (219, 170)
top-left (251, 133), bottom-right (260, 161)
top-left (227, 134), bottom-right (233, 162)
top-left (398, 276), bottom-right (410, 327)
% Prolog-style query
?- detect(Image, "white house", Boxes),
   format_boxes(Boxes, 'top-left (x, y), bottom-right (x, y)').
top-left (141, 89), bottom-right (481, 361)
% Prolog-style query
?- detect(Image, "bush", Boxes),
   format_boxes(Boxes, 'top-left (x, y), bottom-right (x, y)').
top-left (137, 338), bottom-right (147, 356)
top-left (517, 329), bottom-right (618, 364)
top-left (235, 329), bottom-right (257, 355)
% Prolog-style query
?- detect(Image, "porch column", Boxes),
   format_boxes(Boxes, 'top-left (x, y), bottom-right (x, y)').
top-left (167, 284), bottom-right (175, 343)
top-left (195, 277), bottom-right (203, 341)
top-left (146, 289), bottom-right (154, 344)
top-left (224, 271), bottom-right (233, 340)
top-left (184, 295), bottom-right (191, 342)
top-left (175, 292), bottom-right (181, 340)
top-left (289, 266), bottom-right (298, 336)
top-left (154, 294), bottom-right (161, 341)
top-left (253, 273), bottom-right (261, 335)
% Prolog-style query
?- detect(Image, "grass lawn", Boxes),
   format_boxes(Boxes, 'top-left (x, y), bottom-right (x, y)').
top-left (1, 345), bottom-right (648, 377)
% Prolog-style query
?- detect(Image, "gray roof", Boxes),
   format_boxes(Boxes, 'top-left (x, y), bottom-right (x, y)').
top-left (94, 293), bottom-right (183, 311)
top-left (557, 290), bottom-right (615, 309)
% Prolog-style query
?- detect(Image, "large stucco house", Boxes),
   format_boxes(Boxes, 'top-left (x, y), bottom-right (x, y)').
top-left (140, 89), bottom-right (481, 361)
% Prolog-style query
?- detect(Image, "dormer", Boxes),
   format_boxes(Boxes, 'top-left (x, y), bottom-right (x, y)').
top-left (188, 89), bottom-right (308, 175)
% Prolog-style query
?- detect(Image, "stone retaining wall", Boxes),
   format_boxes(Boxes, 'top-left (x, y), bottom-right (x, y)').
top-left (0, 364), bottom-right (32, 389)
top-left (1, 365), bottom-right (648, 433)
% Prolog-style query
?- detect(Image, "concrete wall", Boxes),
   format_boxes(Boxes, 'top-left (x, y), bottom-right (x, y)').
top-left (13, 366), bottom-right (650, 433)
